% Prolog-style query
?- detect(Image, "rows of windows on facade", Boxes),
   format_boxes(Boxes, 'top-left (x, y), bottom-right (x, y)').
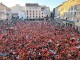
top-left (27, 10), bottom-right (43, 18)
top-left (27, 16), bottom-right (43, 18)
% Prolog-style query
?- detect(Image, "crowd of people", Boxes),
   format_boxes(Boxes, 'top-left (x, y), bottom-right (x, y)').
top-left (0, 20), bottom-right (80, 60)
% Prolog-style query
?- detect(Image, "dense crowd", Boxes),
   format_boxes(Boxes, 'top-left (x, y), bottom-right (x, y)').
top-left (0, 20), bottom-right (80, 60)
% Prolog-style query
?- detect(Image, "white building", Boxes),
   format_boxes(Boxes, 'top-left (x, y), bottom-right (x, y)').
top-left (25, 3), bottom-right (50, 20)
top-left (11, 4), bottom-right (26, 19)
top-left (54, 6), bottom-right (60, 19)
top-left (0, 3), bottom-right (12, 21)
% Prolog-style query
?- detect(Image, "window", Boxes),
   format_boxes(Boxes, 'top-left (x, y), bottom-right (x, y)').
top-left (36, 10), bottom-right (37, 13)
top-left (39, 16), bottom-right (40, 18)
top-left (71, 6), bottom-right (73, 10)
top-left (27, 13), bottom-right (28, 15)
top-left (74, 5), bottom-right (77, 10)
top-left (74, 12), bottom-right (76, 15)
top-left (30, 10), bottom-right (31, 12)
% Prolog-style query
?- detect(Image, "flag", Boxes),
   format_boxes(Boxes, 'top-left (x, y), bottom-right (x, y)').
top-left (4, 38), bottom-right (8, 43)
top-left (0, 34), bottom-right (4, 40)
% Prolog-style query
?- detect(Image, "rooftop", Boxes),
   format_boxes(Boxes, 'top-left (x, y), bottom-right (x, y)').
top-left (25, 3), bottom-right (39, 6)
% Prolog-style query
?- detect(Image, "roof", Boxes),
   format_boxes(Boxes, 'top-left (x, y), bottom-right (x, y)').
top-left (0, 2), bottom-right (11, 10)
top-left (25, 3), bottom-right (39, 6)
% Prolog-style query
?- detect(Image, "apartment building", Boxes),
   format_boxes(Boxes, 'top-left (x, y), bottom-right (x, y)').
top-left (25, 3), bottom-right (50, 20)
top-left (54, 0), bottom-right (80, 22)
top-left (0, 3), bottom-right (12, 21)
top-left (11, 4), bottom-right (26, 19)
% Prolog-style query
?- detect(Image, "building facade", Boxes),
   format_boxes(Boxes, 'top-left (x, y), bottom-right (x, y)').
top-left (0, 3), bottom-right (12, 21)
top-left (11, 4), bottom-right (26, 19)
top-left (54, 0), bottom-right (80, 22)
top-left (25, 3), bottom-right (50, 20)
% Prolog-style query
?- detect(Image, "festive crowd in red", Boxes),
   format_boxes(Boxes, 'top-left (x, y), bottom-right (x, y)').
top-left (0, 20), bottom-right (80, 60)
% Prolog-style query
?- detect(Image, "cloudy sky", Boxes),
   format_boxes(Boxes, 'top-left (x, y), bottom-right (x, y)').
top-left (0, 0), bottom-right (66, 11)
